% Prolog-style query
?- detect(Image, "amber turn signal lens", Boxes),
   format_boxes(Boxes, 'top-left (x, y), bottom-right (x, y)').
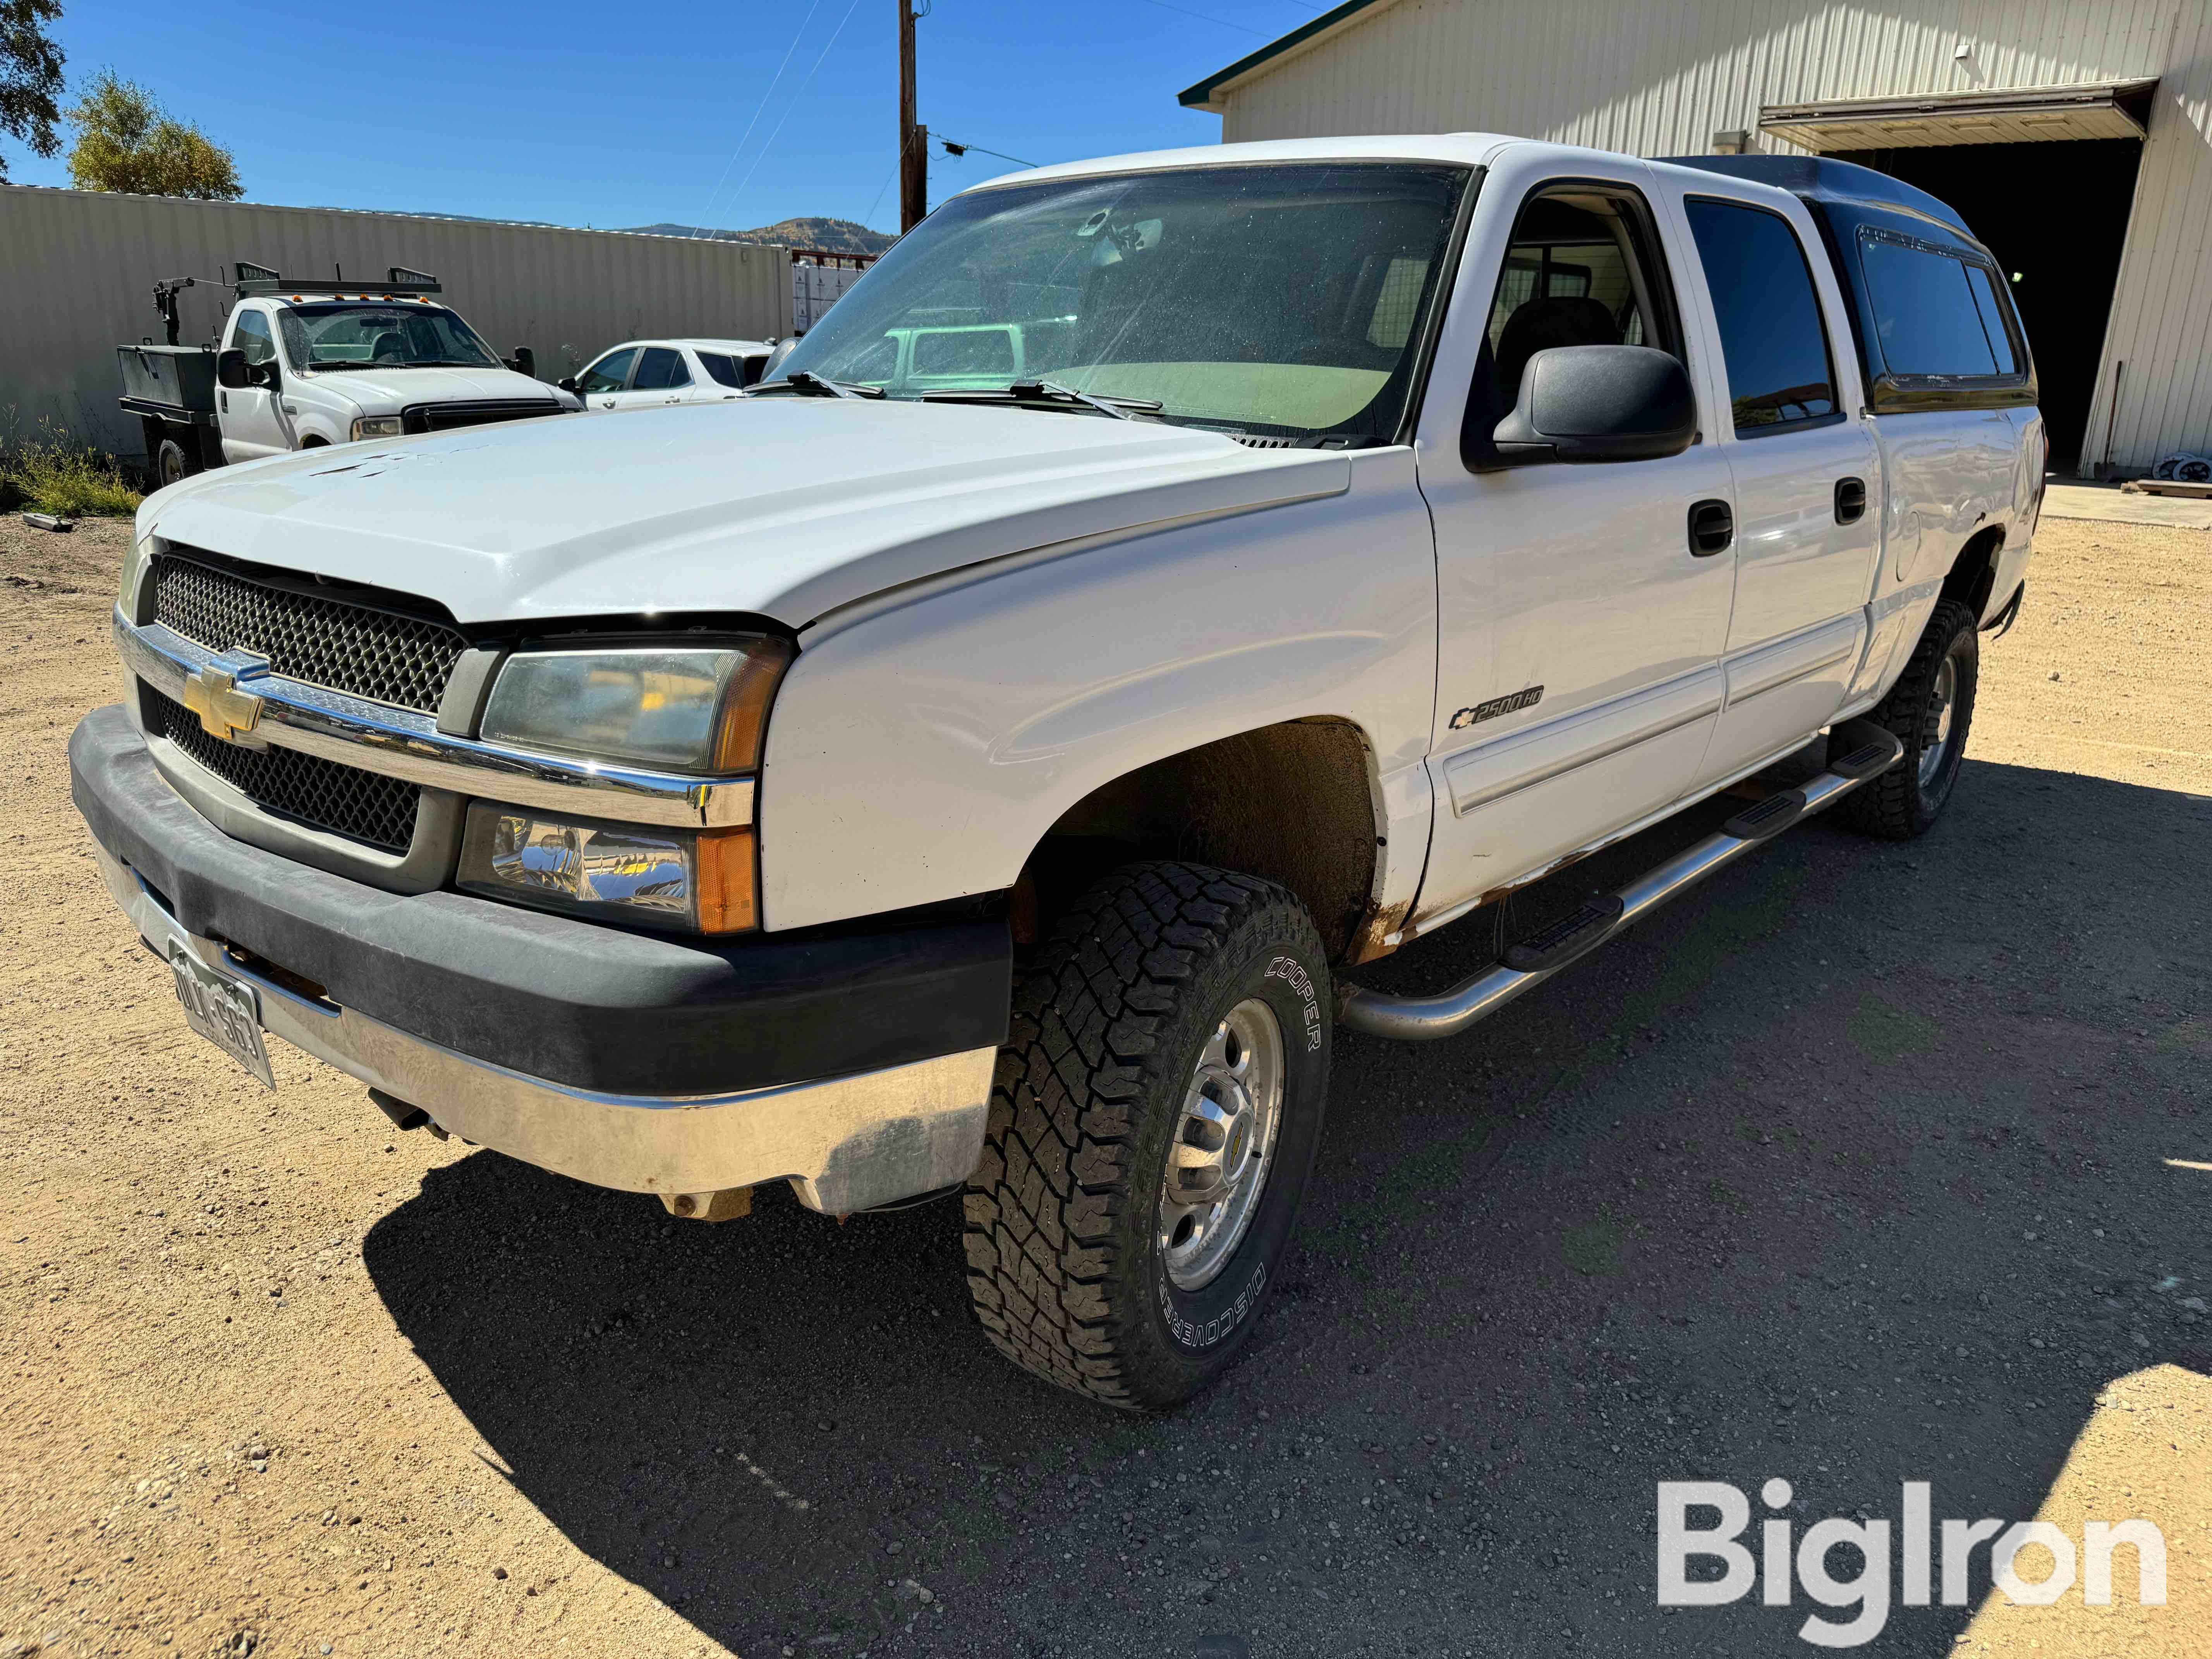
top-left (696, 827), bottom-right (759, 933)
top-left (711, 637), bottom-right (796, 772)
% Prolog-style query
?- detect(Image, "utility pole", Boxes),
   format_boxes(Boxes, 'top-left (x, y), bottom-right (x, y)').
top-left (897, 0), bottom-right (927, 233)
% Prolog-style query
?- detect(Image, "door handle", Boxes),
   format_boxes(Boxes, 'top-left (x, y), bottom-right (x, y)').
top-left (1834, 476), bottom-right (1867, 524)
top-left (1688, 498), bottom-right (1734, 556)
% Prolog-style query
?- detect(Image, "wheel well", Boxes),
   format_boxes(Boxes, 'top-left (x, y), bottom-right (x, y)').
top-left (1941, 526), bottom-right (2007, 621)
top-left (300, 436), bottom-right (330, 449)
top-left (1013, 718), bottom-right (1383, 965)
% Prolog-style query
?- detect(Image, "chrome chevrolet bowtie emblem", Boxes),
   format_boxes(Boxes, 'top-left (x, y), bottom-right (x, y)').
top-left (180, 657), bottom-right (268, 745)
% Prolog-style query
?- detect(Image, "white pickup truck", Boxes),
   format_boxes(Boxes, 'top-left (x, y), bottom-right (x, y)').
top-left (73, 136), bottom-right (2040, 1410)
top-left (118, 263), bottom-right (579, 488)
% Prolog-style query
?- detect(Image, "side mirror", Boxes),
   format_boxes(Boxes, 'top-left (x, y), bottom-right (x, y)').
top-left (1490, 345), bottom-right (1696, 466)
top-left (556, 375), bottom-right (580, 394)
top-left (507, 346), bottom-right (536, 379)
top-left (258, 355), bottom-right (280, 391)
top-left (758, 337), bottom-right (799, 383)
top-left (217, 348), bottom-right (249, 390)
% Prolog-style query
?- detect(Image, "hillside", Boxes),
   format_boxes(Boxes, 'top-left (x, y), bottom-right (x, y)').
top-left (620, 216), bottom-right (895, 255)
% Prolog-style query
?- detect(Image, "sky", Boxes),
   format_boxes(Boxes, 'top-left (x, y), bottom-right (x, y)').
top-left (3, 0), bottom-right (1333, 234)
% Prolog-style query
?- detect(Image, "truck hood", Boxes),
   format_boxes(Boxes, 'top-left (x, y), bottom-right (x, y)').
top-left (299, 363), bottom-right (566, 413)
top-left (144, 399), bottom-right (1352, 627)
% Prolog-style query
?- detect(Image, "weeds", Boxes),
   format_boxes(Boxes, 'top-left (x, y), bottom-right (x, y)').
top-left (0, 415), bottom-right (143, 518)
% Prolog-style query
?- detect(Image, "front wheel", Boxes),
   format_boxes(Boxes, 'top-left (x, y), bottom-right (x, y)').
top-left (1840, 597), bottom-right (1979, 839)
top-left (962, 861), bottom-right (1331, 1410)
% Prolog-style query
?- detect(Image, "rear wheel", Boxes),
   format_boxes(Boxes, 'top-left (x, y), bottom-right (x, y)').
top-left (154, 436), bottom-right (196, 489)
top-left (1840, 597), bottom-right (1979, 839)
top-left (962, 861), bottom-right (1331, 1410)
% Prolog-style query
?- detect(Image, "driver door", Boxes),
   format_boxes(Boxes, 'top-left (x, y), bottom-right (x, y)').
top-left (1409, 158), bottom-right (1738, 929)
top-left (575, 345), bottom-right (638, 412)
top-left (219, 309), bottom-right (292, 461)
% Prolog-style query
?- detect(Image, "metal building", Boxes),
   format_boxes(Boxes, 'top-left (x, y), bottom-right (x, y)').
top-left (0, 184), bottom-right (793, 465)
top-left (1180, 0), bottom-right (2212, 476)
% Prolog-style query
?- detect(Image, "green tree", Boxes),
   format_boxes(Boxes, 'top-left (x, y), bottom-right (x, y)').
top-left (65, 69), bottom-right (242, 199)
top-left (0, 0), bottom-right (65, 181)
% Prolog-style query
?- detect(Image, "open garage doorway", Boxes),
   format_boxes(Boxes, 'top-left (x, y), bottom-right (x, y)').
top-left (1829, 139), bottom-right (2143, 472)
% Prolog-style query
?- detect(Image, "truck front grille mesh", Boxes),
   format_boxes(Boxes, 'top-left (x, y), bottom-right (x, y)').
top-left (144, 684), bottom-right (419, 854)
top-left (153, 554), bottom-right (468, 714)
top-left (404, 400), bottom-right (568, 434)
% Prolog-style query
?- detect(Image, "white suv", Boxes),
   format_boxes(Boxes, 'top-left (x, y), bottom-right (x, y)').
top-left (562, 338), bottom-right (775, 412)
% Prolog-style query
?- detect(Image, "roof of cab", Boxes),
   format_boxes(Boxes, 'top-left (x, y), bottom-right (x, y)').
top-left (967, 132), bottom-right (1519, 191)
top-left (959, 134), bottom-right (1817, 213)
top-left (1658, 153), bottom-right (1972, 235)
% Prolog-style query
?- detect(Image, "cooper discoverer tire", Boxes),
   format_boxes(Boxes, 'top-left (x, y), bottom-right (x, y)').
top-left (962, 861), bottom-right (1331, 1410)
top-left (1840, 597), bottom-right (1978, 840)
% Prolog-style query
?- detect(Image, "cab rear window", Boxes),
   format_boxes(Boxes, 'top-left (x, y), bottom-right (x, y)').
top-left (1859, 232), bottom-right (2019, 380)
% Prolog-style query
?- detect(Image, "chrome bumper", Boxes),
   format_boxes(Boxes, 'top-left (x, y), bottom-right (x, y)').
top-left (92, 842), bottom-right (995, 1214)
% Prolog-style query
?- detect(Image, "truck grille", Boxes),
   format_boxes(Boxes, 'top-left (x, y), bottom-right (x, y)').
top-left (144, 684), bottom-right (420, 854)
top-left (402, 399), bottom-right (568, 435)
top-left (153, 554), bottom-right (467, 714)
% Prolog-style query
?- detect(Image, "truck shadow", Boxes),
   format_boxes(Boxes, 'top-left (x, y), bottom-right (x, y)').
top-left (362, 757), bottom-right (2211, 1656)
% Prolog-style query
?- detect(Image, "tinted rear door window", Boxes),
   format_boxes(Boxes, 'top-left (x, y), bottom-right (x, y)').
top-left (633, 347), bottom-right (691, 390)
top-left (1683, 199), bottom-right (1838, 433)
top-left (1860, 236), bottom-right (1999, 377)
top-left (1965, 263), bottom-right (2021, 375)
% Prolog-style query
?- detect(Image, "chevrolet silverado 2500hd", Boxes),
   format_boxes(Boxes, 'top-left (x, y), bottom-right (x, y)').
top-left (72, 138), bottom-right (2040, 1409)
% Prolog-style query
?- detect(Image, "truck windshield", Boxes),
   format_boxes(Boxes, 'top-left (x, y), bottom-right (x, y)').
top-left (773, 162), bottom-right (1470, 441)
top-left (277, 304), bottom-right (501, 372)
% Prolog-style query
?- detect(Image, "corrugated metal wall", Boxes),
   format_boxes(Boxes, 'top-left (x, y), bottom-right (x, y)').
top-left (1213, 0), bottom-right (2209, 472)
top-left (0, 184), bottom-right (794, 461)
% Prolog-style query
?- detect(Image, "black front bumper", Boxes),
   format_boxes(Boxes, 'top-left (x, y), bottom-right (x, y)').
top-left (70, 705), bottom-right (1011, 1097)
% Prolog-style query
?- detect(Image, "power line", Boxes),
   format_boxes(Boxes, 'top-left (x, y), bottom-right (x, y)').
top-left (692, 0), bottom-right (824, 238)
top-left (723, 0), bottom-right (868, 225)
top-left (861, 151), bottom-right (902, 228)
top-left (938, 137), bottom-right (1039, 168)
top-left (1128, 0), bottom-right (1269, 34)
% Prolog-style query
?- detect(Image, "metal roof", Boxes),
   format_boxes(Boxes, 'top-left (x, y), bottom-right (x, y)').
top-left (1178, 0), bottom-right (1403, 113)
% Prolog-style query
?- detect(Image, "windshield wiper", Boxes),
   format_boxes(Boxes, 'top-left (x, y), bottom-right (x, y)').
top-left (923, 380), bottom-right (1163, 420)
top-left (1015, 380), bottom-right (1161, 419)
top-left (755, 371), bottom-right (884, 400)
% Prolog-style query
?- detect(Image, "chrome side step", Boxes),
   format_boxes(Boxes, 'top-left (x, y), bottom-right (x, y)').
top-left (1336, 723), bottom-right (1905, 1043)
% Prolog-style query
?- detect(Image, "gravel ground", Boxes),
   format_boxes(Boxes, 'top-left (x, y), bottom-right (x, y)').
top-left (2, 513), bottom-right (2206, 1659)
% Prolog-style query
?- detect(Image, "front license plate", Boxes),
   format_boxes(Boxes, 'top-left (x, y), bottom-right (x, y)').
top-left (168, 945), bottom-right (276, 1091)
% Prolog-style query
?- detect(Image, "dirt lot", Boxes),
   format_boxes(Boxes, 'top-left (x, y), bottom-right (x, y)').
top-left (2, 512), bottom-right (2207, 1659)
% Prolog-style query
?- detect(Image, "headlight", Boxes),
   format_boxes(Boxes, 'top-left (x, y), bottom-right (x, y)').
top-left (459, 805), bottom-right (757, 934)
top-left (479, 639), bottom-right (793, 774)
top-left (350, 415), bottom-right (404, 441)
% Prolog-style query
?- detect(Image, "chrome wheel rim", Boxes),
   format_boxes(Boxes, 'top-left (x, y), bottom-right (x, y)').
top-left (1158, 998), bottom-right (1285, 1292)
top-left (1919, 654), bottom-right (1958, 787)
